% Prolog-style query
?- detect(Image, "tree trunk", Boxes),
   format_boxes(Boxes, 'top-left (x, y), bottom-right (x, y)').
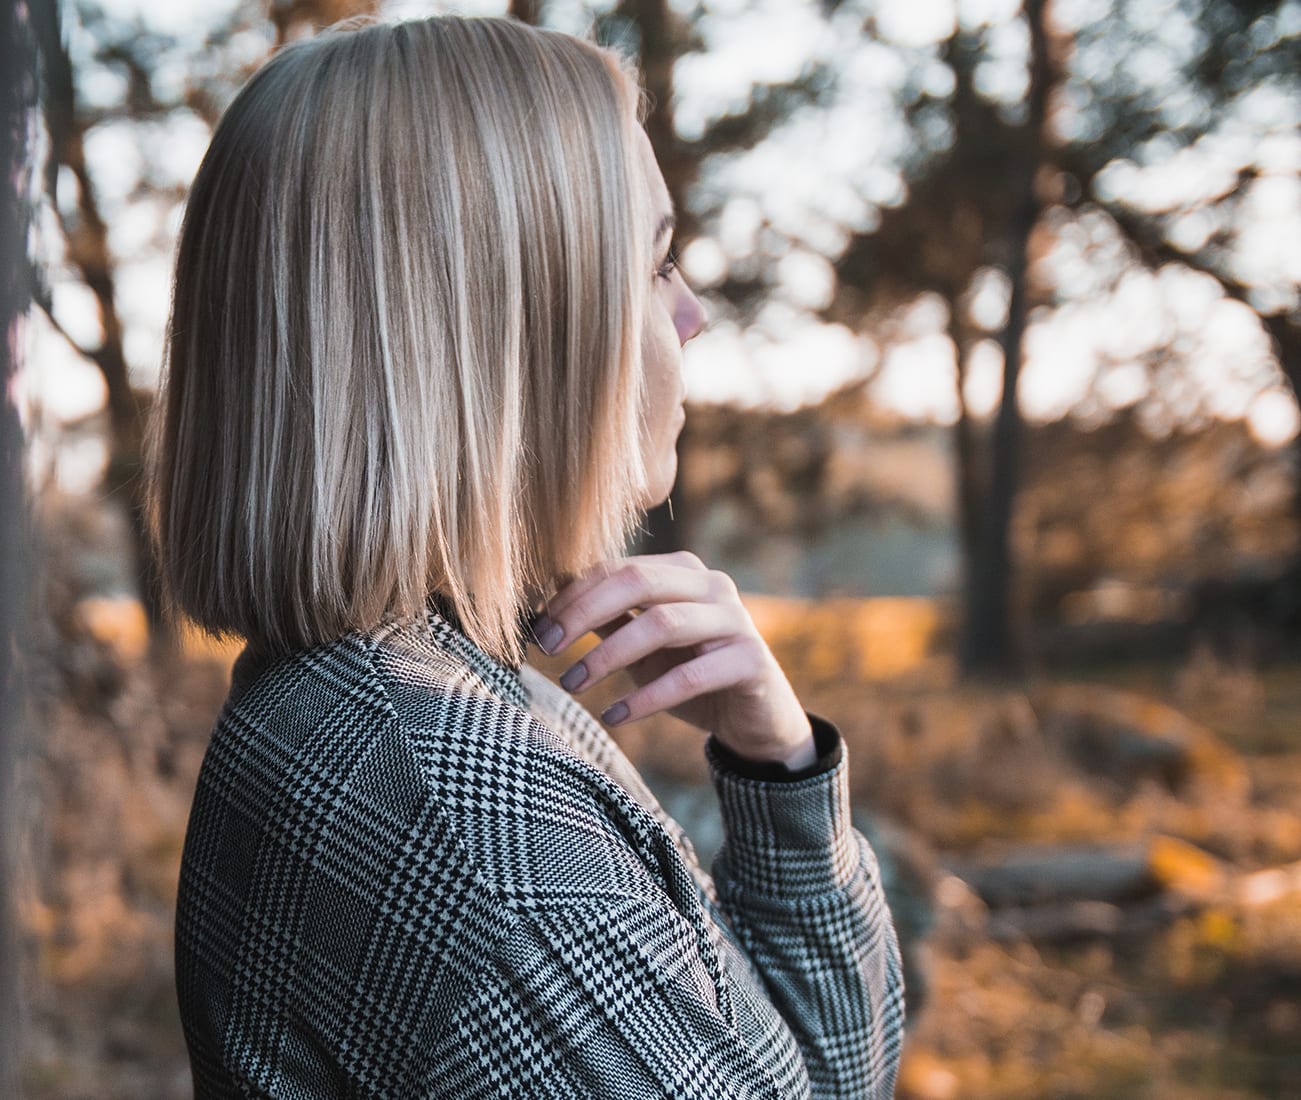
top-left (0, 0), bottom-right (37, 1087)
top-left (949, 306), bottom-right (983, 642)
top-left (1260, 317), bottom-right (1301, 610)
top-left (269, 0), bottom-right (380, 46)
top-left (508, 0), bottom-right (542, 23)
top-left (31, 0), bottom-right (167, 637)
top-left (960, 0), bottom-right (1053, 677)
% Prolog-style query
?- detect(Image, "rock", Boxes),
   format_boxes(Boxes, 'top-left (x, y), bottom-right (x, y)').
top-left (1037, 684), bottom-right (1250, 801)
top-left (951, 835), bottom-right (1224, 910)
top-left (984, 896), bottom-right (1190, 944)
top-left (950, 843), bottom-right (1157, 909)
top-left (986, 899), bottom-right (1123, 942)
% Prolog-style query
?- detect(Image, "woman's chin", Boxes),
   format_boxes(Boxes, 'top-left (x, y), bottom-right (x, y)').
top-left (640, 467), bottom-right (677, 511)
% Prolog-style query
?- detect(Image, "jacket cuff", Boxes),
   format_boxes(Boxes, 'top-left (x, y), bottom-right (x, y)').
top-left (705, 712), bottom-right (841, 782)
top-left (705, 714), bottom-right (858, 897)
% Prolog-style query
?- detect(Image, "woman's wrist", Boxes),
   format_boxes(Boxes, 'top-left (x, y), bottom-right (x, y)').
top-left (709, 713), bottom-right (841, 782)
top-left (711, 669), bottom-right (815, 768)
top-left (774, 731), bottom-right (819, 770)
top-left (716, 719), bottom-right (816, 770)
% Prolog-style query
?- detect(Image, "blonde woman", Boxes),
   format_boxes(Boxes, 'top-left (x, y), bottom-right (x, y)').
top-left (148, 14), bottom-right (904, 1099)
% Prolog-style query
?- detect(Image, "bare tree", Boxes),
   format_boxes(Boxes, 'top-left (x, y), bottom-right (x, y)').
top-left (508, 0), bottom-right (542, 24)
top-left (270, 0), bottom-right (379, 46)
top-left (960, 0), bottom-right (1060, 676)
top-left (25, 0), bottom-right (379, 643)
top-left (30, 0), bottom-right (161, 629)
top-left (823, 0), bottom-right (1297, 674)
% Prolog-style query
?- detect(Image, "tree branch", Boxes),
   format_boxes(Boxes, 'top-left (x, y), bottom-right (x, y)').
top-left (33, 294), bottom-right (100, 366)
top-left (1096, 196), bottom-right (1301, 405)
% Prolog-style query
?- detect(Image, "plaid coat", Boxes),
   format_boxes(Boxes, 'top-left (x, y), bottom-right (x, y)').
top-left (175, 608), bottom-right (905, 1098)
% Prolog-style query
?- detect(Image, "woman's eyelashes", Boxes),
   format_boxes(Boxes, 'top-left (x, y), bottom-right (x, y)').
top-left (655, 242), bottom-right (679, 282)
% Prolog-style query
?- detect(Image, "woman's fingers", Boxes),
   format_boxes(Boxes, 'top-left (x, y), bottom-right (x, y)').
top-left (598, 640), bottom-right (761, 727)
top-left (546, 551), bottom-right (710, 617)
top-left (558, 601), bottom-right (734, 694)
top-left (538, 552), bottom-right (815, 764)
top-left (534, 552), bottom-right (727, 654)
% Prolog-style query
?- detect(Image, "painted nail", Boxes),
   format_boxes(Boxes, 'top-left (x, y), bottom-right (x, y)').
top-left (601, 701), bottom-right (629, 726)
top-left (559, 662), bottom-right (587, 692)
top-left (534, 618), bottom-right (564, 654)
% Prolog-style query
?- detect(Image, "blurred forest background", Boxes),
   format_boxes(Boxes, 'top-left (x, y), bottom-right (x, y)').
top-left (2, 0), bottom-right (1300, 1096)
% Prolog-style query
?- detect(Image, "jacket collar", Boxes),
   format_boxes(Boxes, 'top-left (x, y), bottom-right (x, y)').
top-left (420, 600), bottom-right (533, 711)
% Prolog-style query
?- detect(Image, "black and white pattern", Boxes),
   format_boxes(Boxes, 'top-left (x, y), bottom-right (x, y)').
top-left (175, 608), bottom-right (905, 1098)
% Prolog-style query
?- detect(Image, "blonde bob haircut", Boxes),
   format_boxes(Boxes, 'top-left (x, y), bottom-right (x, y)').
top-left (147, 15), bottom-right (657, 665)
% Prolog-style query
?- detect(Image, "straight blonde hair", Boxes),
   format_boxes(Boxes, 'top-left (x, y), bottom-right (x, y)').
top-left (146, 16), bottom-right (655, 665)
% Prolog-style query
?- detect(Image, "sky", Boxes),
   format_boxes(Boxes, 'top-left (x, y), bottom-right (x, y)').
top-left (20, 0), bottom-right (1301, 494)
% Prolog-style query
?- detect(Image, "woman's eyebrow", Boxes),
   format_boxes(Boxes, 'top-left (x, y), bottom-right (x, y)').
top-left (654, 213), bottom-right (675, 247)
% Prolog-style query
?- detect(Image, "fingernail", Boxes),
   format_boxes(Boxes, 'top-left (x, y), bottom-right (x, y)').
top-left (601, 701), bottom-right (629, 726)
top-left (533, 617), bottom-right (564, 654)
top-left (559, 662), bottom-right (587, 692)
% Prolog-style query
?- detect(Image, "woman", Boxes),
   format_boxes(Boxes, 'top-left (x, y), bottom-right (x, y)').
top-left (148, 14), bottom-right (904, 1099)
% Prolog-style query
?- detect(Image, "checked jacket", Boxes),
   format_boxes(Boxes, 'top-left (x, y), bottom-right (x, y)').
top-left (174, 606), bottom-right (905, 1098)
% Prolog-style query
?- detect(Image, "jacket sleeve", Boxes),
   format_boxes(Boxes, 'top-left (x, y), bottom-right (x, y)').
top-left (420, 716), bottom-right (905, 1100)
top-left (705, 714), bottom-right (906, 1100)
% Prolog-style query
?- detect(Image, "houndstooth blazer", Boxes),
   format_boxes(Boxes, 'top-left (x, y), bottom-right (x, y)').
top-left (174, 606), bottom-right (905, 1098)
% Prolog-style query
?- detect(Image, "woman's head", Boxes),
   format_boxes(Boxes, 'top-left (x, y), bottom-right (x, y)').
top-left (148, 15), bottom-right (698, 664)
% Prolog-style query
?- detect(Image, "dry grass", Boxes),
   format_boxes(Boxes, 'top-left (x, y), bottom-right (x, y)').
top-left (604, 594), bottom-right (1301, 1099)
top-left (16, 568), bottom-right (1301, 1098)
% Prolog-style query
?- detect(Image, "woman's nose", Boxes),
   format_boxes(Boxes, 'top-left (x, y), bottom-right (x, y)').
top-left (674, 286), bottom-right (706, 346)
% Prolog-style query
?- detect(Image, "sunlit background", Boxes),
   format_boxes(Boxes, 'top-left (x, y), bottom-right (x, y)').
top-left (22, 0), bottom-right (1301, 496)
top-left (10, 0), bottom-right (1301, 1097)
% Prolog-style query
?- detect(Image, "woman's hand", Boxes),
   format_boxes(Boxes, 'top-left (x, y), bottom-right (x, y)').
top-left (531, 551), bottom-right (816, 770)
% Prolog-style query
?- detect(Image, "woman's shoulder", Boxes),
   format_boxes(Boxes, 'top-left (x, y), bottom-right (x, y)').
top-left (178, 628), bottom-right (518, 1091)
top-left (367, 627), bottom-right (686, 912)
top-left (176, 621), bottom-right (718, 1088)
top-left (196, 620), bottom-right (683, 915)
